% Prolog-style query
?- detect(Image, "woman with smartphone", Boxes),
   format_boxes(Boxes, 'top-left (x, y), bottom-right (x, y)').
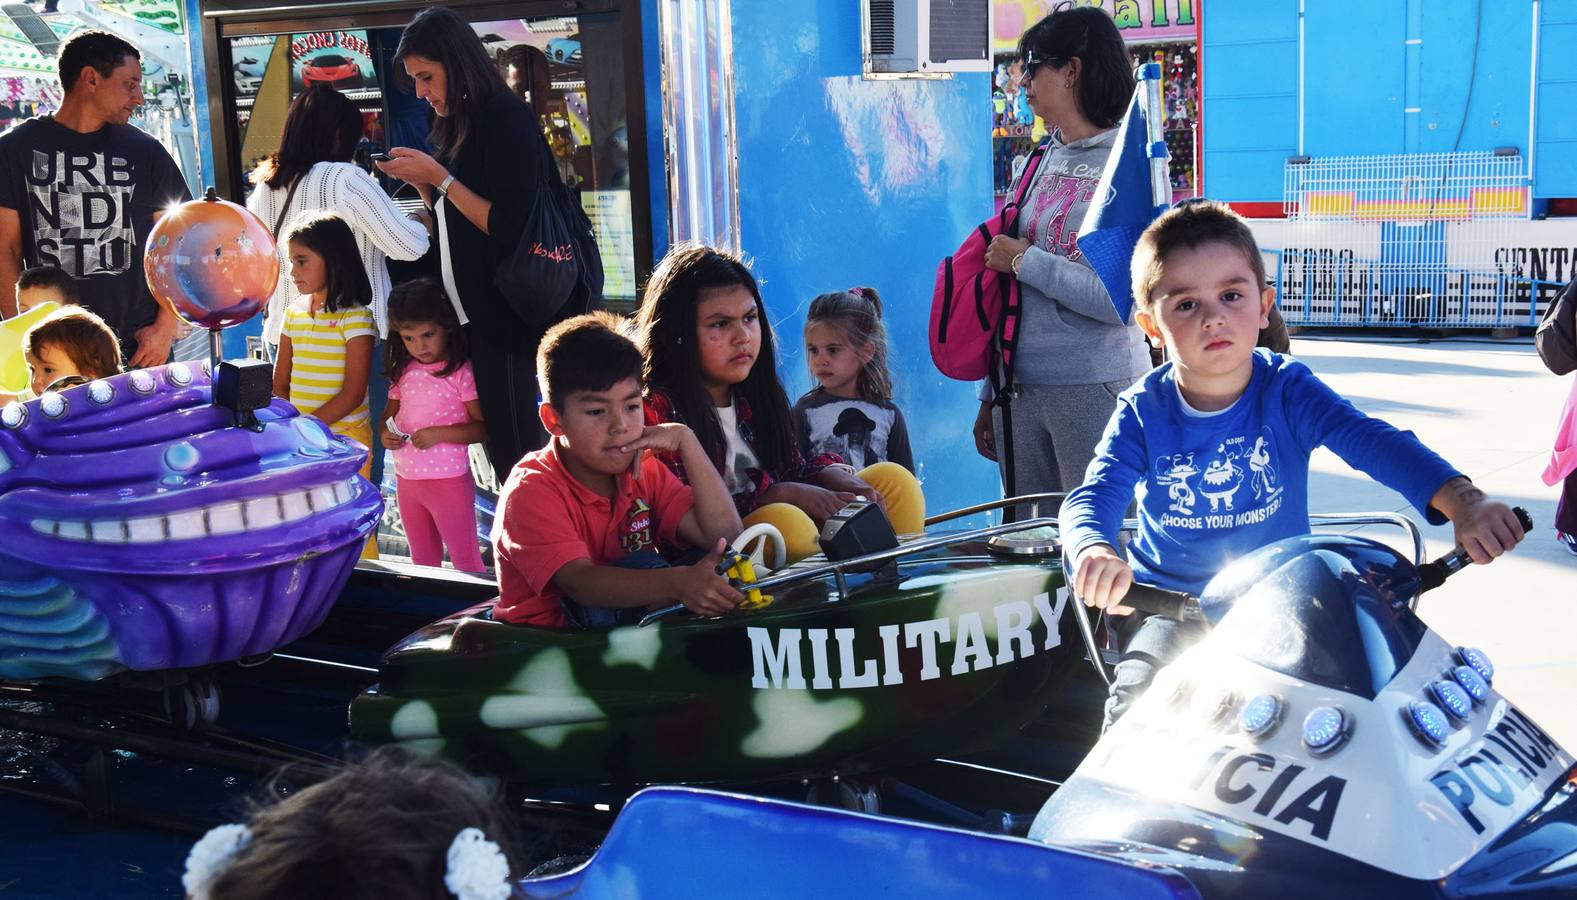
top-left (374, 7), bottom-right (565, 480)
top-left (246, 86), bottom-right (431, 349)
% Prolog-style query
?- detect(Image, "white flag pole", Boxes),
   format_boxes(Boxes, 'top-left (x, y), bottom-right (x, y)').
top-left (1139, 60), bottom-right (1172, 211)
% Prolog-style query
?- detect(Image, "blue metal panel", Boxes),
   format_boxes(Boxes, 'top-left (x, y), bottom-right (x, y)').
top-left (183, 0), bottom-right (214, 192)
top-left (1200, 0), bottom-right (1298, 201)
top-left (727, 0), bottom-right (997, 515)
top-left (1416, 0), bottom-right (1532, 155)
top-left (1537, 4), bottom-right (1577, 196)
top-left (642, 0), bottom-right (670, 259)
top-left (518, 787), bottom-right (1204, 899)
top-left (1304, 1), bottom-right (1404, 156)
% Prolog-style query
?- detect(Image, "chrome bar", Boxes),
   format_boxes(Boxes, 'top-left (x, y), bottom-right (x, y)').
top-left (1307, 512), bottom-right (1425, 566)
top-left (1112, 511), bottom-right (1422, 566)
top-left (924, 493), bottom-right (1065, 527)
top-left (1070, 592), bottom-right (1112, 689)
top-left (638, 517), bottom-right (1063, 626)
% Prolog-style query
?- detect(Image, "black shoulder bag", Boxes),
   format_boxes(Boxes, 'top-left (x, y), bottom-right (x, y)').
top-left (494, 174), bottom-right (605, 330)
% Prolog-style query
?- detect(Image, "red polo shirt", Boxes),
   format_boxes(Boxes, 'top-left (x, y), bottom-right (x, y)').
top-left (493, 439), bottom-right (694, 627)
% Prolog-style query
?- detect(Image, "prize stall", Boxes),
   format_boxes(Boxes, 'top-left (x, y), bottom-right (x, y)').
top-left (991, 0), bottom-right (1198, 209)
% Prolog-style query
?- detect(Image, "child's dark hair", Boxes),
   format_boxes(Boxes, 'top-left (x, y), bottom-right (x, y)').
top-left (805, 287), bottom-right (892, 400)
top-left (23, 308), bottom-right (121, 379)
top-left (537, 310), bottom-right (643, 407)
top-left (1130, 199), bottom-right (1267, 313)
top-left (1017, 5), bottom-right (1132, 130)
top-left (282, 212), bottom-right (371, 314)
top-left (386, 277), bottom-right (467, 382)
top-left (16, 265), bottom-right (80, 305)
top-left (195, 748), bottom-right (526, 900)
top-left (634, 244), bottom-right (796, 476)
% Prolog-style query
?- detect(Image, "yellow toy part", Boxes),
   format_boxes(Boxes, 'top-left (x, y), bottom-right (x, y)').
top-left (0, 302), bottom-right (61, 393)
top-left (723, 552), bottom-right (771, 611)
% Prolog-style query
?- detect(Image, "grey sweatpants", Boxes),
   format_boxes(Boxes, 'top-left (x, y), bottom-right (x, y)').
top-left (991, 378), bottom-right (1136, 516)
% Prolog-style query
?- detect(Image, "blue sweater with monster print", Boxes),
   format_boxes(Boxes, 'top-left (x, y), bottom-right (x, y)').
top-left (1060, 351), bottom-right (1462, 594)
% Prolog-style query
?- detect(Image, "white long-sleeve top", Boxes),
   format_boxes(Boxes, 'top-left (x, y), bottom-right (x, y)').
top-left (246, 161), bottom-right (430, 342)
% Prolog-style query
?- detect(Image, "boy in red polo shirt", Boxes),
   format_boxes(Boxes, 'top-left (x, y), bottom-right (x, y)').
top-left (493, 312), bottom-right (745, 628)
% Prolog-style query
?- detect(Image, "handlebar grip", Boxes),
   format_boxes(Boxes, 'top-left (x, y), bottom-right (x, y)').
top-left (1120, 584), bottom-right (1196, 620)
top-left (1514, 506), bottom-right (1534, 534)
top-left (1418, 506), bottom-right (1534, 592)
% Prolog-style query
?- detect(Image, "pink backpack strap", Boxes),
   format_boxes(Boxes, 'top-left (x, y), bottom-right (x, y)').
top-left (1008, 139), bottom-right (1050, 210)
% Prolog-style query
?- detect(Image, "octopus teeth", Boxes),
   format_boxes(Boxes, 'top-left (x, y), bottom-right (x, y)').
top-left (30, 478), bottom-right (362, 543)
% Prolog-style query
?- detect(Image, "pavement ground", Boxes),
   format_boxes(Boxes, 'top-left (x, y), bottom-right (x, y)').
top-left (1292, 333), bottom-right (1576, 746)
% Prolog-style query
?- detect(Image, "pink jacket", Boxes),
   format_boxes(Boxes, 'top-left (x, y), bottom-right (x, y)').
top-left (1544, 375), bottom-right (1577, 486)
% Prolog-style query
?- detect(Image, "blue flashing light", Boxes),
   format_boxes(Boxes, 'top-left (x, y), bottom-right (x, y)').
top-left (1302, 706), bottom-right (1348, 755)
top-left (1239, 694), bottom-right (1283, 739)
top-left (1451, 665), bottom-right (1489, 703)
top-left (1407, 700), bottom-right (1450, 747)
top-left (1429, 680), bottom-right (1472, 722)
top-left (1456, 647), bottom-right (1494, 683)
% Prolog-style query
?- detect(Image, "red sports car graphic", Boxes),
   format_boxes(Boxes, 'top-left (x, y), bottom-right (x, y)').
top-left (301, 54), bottom-right (365, 89)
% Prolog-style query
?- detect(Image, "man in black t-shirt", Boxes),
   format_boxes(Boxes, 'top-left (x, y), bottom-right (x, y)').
top-left (0, 30), bottom-right (190, 366)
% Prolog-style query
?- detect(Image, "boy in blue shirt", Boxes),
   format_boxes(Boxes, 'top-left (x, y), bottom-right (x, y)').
top-left (1060, 200), bottom-right (1525, 729)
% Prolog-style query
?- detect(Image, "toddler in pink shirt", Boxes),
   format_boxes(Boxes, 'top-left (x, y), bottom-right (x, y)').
top-left (379, 279), bottom-right (488, 572)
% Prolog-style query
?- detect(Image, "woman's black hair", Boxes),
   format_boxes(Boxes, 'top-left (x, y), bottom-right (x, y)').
top-left (394, 7), bottom-right (514, 162)
top-left (385, 276), bottom-right (467, 383)
top-left (282, 212), bottom-right (371, 315)
top-left (634, 243), bottom-right (796, 477)
top-left (250, 86), bottom-right (363, 189)
top-left (1017, 5), bottom-right (1132, 130)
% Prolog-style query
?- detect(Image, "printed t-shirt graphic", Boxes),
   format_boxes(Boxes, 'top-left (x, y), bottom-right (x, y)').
top-left (0, 117), bottom-right (190, 355)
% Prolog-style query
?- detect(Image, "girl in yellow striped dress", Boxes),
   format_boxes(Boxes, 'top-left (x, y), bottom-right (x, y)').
top-left (272, 212), bottom-right (378, 555)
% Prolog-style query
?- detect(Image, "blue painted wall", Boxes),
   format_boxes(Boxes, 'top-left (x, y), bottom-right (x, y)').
top-left (1537, 0), bottom-right (1577, 196)
top-left (727, 0), bottom-right (999, 515)
top-left (641, 0), bottom-right (670, 257)
top-left (1198, 0), bottom-right (1297, 202)
top-left (1204, 1), bottom-right (1566, 203)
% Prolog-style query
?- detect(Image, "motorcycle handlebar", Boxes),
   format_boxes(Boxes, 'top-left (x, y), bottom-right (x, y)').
top-left (1418, 506), bottom-right (1532, 592)
top-left (1120, 506), bottom-right (1532, 618)
top-left (1118, 583), bottom-right (1197, 621)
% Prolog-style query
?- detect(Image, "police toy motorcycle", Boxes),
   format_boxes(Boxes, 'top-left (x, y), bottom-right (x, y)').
top-left (1028, 508), bottom-right (1577, 898)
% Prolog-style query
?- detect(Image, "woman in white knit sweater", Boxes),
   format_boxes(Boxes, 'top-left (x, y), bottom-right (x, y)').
top-left (246, 87), bottom-right (430, 344)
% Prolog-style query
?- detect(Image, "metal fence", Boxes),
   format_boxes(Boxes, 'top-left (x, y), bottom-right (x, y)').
top-left (1275, 150), bottom-right (1540, 328)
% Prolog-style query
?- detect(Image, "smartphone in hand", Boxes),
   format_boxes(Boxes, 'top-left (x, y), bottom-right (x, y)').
top-left (385, 416), bottom-right (410, 441)
top-left (370, 152), bottom-right (391, 162)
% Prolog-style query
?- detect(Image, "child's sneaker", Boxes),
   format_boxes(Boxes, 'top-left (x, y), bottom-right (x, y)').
top-left (1559, 530), bottom-right (1577, 557)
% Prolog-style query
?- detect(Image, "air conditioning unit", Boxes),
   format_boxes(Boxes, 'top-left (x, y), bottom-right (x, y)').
top-left (864, 0), bottom-right (993, 75)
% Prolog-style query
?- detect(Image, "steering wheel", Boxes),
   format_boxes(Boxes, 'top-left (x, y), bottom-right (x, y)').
top-left (734, 521), bottom-right (787, 572)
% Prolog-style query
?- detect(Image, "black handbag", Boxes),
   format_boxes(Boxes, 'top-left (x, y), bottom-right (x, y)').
top-left (1536, 279), bottom-right (1577, 376)
top-left (494, 176), bottom-right (604, 329)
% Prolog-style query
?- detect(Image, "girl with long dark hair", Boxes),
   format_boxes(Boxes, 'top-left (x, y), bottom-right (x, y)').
top-left (247, 85), bottom-right (428, 345)
top-left (271, 212), bottom-right (377, 490)
top-left (376, 7), bottom-right (571, 480)
top-left (636, 244), bottom-right (919, 563)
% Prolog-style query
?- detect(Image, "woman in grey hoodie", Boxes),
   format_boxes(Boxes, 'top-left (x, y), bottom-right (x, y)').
top-left (975, 7), bottom-right (1152, 512)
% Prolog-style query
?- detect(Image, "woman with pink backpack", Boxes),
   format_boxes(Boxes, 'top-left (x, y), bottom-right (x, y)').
top-left (969, 7), bottom-right (1151, 513)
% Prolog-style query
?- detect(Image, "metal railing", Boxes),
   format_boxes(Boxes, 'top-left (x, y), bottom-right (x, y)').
top-left (1275, 150), bottom-right (1546, 329)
